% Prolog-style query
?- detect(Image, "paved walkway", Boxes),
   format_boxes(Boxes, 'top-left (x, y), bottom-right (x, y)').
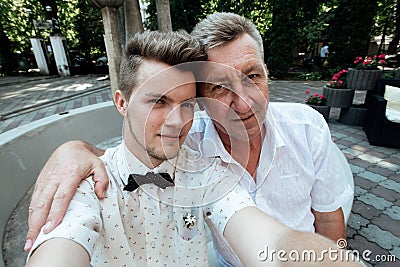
top-left (1, 75), bottom-right (399, 266)
top-left (0, 74), bottom-right (111, 134)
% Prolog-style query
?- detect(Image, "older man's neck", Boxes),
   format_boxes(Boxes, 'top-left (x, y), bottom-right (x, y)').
top-left (218, 129), bottom-right (264, 178)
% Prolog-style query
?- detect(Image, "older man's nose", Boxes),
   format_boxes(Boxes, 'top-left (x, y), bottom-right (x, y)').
top-left (230, 85), bottom-right (253, 114)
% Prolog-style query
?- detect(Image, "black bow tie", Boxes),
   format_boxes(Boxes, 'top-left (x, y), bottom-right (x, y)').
top-left (123, 172), bottom-right (174, 192)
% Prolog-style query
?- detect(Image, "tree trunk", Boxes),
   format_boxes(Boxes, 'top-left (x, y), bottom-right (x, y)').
top-left (155, 0), bottom-right (172, 31)
top-left (388, 0), bottom-right (400, 54)
top-left (378, 15), bottom-right (390, 55)
top-left (124, 0), bottom-right (144, 42)
top-left (0, 23), bottom-right (16, 74)
top-left (118, 5), bottom-right (126, 47)
top-left (101, 6), bottom-right (121, 94)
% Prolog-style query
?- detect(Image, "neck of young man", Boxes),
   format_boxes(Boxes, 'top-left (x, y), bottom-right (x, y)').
top-left (217, 126), bottom-right (265, 179)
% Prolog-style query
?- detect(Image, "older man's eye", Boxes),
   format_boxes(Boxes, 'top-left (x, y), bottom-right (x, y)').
top-left (248, 74), bottom-right (258, 79)
top-left (212, 84), bottom-right (223, 91)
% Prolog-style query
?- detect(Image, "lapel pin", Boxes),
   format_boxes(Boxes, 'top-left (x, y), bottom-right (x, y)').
top-left (183, 213), bottom-right (196, 229)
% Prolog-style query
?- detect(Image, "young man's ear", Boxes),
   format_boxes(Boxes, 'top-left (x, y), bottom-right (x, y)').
top-left (114, 90), bottom-right (127, 116)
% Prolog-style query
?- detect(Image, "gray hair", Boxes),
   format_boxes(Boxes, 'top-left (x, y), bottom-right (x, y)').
top-left (119, 31), bottom-right (207, 99)
top-left (191, 12), bottom-right (264, 58)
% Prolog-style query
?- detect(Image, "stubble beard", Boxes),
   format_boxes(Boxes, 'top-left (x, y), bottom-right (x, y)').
top-left (127, 115), bottom-right (169, 163)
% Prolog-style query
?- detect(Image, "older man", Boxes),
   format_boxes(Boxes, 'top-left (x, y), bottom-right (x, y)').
top-left (26, 12), bottom-right (352, 266)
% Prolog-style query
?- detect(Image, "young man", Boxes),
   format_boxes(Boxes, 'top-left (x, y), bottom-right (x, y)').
top-left (26, 30), bottom-right (249, 266)
top-left (26, 13), bottom-right (353, 266)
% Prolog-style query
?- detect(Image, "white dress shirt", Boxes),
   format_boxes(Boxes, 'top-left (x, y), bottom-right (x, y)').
top-left (186, 103), bottom-right (354, 266)
top-left (28, 143), bottom-right (255, 266)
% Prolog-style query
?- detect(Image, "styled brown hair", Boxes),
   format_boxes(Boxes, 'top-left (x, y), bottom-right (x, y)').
top-left (119, 30), bottom-right (207, 99)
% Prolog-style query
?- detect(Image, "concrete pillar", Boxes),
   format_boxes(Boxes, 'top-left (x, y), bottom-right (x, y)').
top-left (101, 6), bottom-right (121, 95)
top-left (88, 0), bottom-right (124, 95)
top-left (30, 38), bottom-right (49, 75)
top-left (50, 35), bottom-right (70, 76)
top-left (124, 0), bottom-right (144, 42)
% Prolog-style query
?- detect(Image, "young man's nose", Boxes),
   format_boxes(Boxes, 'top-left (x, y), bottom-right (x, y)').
top-left (165, 106), bottom-right (188, 128)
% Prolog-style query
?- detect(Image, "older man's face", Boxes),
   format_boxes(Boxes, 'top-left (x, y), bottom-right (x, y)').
top-left (199, 33), bottom-right (269, 143)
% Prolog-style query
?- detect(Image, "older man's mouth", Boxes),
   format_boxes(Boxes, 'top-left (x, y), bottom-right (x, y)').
top-left (232, 113), bottom-right (255, 122)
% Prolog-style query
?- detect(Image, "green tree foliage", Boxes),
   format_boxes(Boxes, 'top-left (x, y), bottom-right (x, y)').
top-left (53, 0), bottom-right (104, 58)
top-left (0, 23), bottom-right (16, 75)
top-left (373, 0), bottom-right (399, 54)
top-left (328, 0), bottom-right (379, 69)
top-left (144, 0), bottom-right (271, 44)
top-left (0, 0), bottom-right (44, 74)
top-left (60, 0), bottom-right (105, 58)
top-left (201, 0), bottom-right (272, 51)
top-left (1, 0), bottom-right (396, 76)
top-left (144, 0), bottom-right (203, 32)
top-left (0, 0), bottom-right (104, 74)
top-left (267, 0), bottom-right (300, 79)
top-left (296, 1), bottom-right (331, 57)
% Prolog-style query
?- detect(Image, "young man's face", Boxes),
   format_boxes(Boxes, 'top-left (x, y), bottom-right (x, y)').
top-left (199, 34), bottom-right (269, 143)
top-left (120, 60), bottom-right (196, 167)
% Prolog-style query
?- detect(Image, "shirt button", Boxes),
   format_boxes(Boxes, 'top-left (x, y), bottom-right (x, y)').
top-left (150, 241), bottom-right (155, 248)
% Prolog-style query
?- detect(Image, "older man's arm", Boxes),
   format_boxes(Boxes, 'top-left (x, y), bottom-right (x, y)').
top-left (312, 207), bottom-right (346, 242)
top-left (25, 140), bottom-right (108, 252)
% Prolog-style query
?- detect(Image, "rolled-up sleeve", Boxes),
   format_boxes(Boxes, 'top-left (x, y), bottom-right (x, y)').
top-left (310, 120), bottom-right (353, 212)
top-left (205, 163), bottom-right (256, 235)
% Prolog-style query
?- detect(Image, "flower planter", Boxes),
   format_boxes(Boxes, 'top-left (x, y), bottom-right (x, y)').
top-left (339, 104), bottom-right (367, 126)
top-left (322, 85), bottom-right (355, 108)
top-left (308, 105), bottom-right (331, 122)
top-left (347, 68), bottom-right (383, 91)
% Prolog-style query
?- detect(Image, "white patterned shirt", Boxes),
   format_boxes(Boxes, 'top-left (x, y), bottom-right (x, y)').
top-left (28, 143), bottom-right (255, 266)
top-left (186, 103), bottom-right (354, 266)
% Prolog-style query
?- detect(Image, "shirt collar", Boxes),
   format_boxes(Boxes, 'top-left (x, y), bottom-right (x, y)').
top-left (201, 116), bottom-right (233, 162)
top-left (264, 106), bottom-right (286, 149)
top-left (116, 141), bottom-right (177, 185)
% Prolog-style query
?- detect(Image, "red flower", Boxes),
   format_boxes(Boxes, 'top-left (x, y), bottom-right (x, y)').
top-left (378, 54), bottom-right (386, 59)
top-left (327, 69), bottom-right (348, 89)
top-left (305, 92), bottom-right (327, 106)
top-left (353, 54), bottom-right (386, 70)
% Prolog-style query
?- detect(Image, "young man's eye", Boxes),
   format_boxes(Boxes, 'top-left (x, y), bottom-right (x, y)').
top-left (150, 99), bottom-right (164, 105)
top-left (181, 101), bottom-right (195, 108)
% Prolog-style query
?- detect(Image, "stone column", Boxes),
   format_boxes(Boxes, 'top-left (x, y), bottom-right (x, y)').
top-left (30, 38), bottom-right (50, 75)
top-left (88, 0), bottom-right (124, 94)
top-left (50, 35), bottom-right (70, 76)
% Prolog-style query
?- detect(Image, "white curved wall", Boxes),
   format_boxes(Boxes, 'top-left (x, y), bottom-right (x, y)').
top-left (0, 101), bottom-right (122, 266)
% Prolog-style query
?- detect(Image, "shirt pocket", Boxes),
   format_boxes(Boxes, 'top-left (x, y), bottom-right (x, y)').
top-left (278, 173), bottom-right (312, 204)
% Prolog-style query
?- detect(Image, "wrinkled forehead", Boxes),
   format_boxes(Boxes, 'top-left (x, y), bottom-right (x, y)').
top-left (198, 61), bottom-right (264, 83)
